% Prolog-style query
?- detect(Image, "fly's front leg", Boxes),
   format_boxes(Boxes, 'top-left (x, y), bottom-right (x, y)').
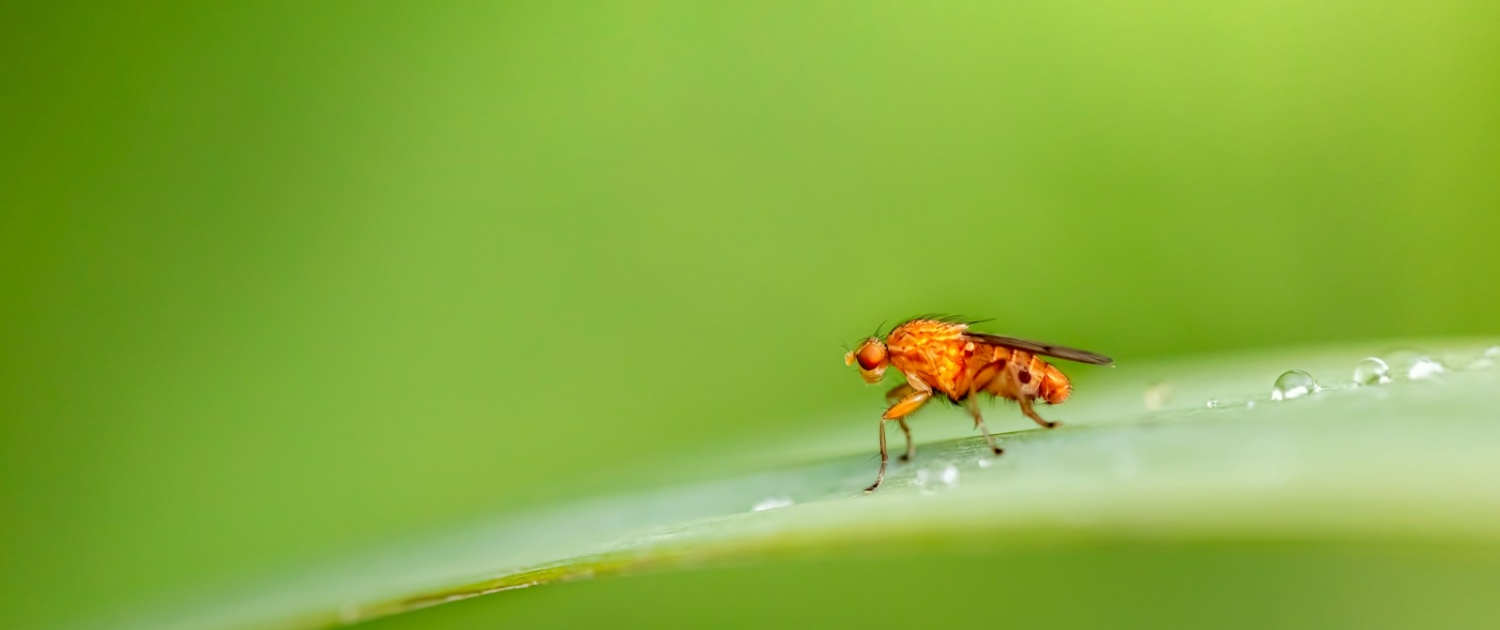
top-left (865, 388), bottom-right (930, 493)
top-left (884, 383), bottom-right (913, 405)
top-left (866, 419), bottom-right (888, 494)
top-left (1018, 395), bottom-right (1060, 429)
top-left (965, 397), bottom-right (1005, 456)
top-left (885, 383), bottom-right (917, 462)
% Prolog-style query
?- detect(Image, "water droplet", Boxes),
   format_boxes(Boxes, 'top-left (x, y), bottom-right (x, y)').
top-left (751, 497), bottom-right (793, 511)
top-left (1406, 357), bottom-right (1445, 380)
top-left (1143, 382), bottom-right (1172, 411)
top-left (913, 468), bottom-right (930, 485)
top-left (1270, 370), bottom-right (1318, 401)
top-left (940, 465), bottom-right (959, 488)
top-left (1383, 350), bottom-right (1447, 381)
top-left (1205, 399), bottom-right (1220, 409)
top-left (1353, 357), bottom-right (1391, 386)
top-left (1245, 400), bottom-right (1256, 409)
top-left (1466, 346), bottom-right (1500, 370)
top-left (977, 457), bottom-right (993, 468)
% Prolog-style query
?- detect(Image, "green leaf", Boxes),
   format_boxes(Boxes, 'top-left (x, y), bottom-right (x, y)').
top-left (120, 340), bottom-right (1500, 630)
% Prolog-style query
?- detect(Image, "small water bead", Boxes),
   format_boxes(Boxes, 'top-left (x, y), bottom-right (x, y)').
top-left (1143, 382), bottom-right (1173, 411)
top-left (1270, 370), bottom-right (1318, 401)
top-left (1205, 399), bottom-right (1220, 409)
top-left (1405, 357), bottom-right (1446, 380)
top-left (1467, 346), bottom-right (1500, 370)
top-left (1383, 349), bottom-right (1447, 381)
top-left (1353, 357), bottom-right (1391, 386)
top-left (940, 465), bottom-right (960, 488)
top-left (751, 497), bottom-right (793, 511)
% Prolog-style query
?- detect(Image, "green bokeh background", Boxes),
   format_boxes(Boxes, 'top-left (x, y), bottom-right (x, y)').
top-left (3, 1), bottom-right (1497, 628)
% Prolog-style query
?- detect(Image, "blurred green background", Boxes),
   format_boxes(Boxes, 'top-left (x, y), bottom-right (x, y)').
top-left (3, 1), bottom-right (1498, 628)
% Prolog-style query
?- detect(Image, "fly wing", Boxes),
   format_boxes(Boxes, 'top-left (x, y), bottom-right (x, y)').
top-left (963, 332), bottom-right (1113, 365)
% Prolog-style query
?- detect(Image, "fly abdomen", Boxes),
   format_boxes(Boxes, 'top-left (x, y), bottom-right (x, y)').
top-left (1010, 351), bottom-right (1070, 405)
top-left (1035, 360), bottom-right (1071, 404)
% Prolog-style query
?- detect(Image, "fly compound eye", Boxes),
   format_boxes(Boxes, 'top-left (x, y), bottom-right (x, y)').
top-left (855, 340), bottom-right (887, 371)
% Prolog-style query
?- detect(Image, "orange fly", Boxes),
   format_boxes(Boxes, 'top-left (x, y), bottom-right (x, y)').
top-left (844, 316), bottom-right (1112, 492)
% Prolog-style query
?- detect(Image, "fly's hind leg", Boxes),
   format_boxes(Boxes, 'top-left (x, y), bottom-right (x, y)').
top-left (964, 397), bottom-right (1004, 456)
top-left (1018, 395), bottom-right (1060, 429)
top-left (983, 365), bottom-right (1061, 430)
top-left (885, 384), bottom-right (917, 462)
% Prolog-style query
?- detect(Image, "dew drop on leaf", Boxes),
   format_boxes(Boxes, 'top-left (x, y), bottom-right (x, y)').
top-left (751, 497), bottom-right (793, 511)
top-left (1466, 346), bottom-right (1499, 370)
top-left (1405, 357), bottom-right (1446, 380)
top-left (912, 468), bottom-right (931, 492)
top-left (1271, 370), bottom-right (1318, 401)
top-left (1384, 350), bottom-right (1447, 381)
top-left (1143, 382), bottom-right (1172, 411)
top-left (940, 465), bottom-right (959, 488)
top-left (1353, 357), bottom-right (1391, 386)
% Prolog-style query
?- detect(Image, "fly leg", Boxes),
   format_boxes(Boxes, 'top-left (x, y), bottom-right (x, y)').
top-left (885, 384), bottom-right (917, 462)
top-left (1018, 395), bottom-right (1060, 429)
top-left (980, 362), bottom-right (1061, 430)
top-left (965, 361), bottom-right (1008, 456)
top-left (865, 388), bottom-right (930, 493)
top-left (884, 384), bottom-right (914, 404)
top-left (964, 397), bottom-right (1005, 456)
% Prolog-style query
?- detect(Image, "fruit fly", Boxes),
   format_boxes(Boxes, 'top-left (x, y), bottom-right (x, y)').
top-left (844, 316), bottom-right (1112, 493)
